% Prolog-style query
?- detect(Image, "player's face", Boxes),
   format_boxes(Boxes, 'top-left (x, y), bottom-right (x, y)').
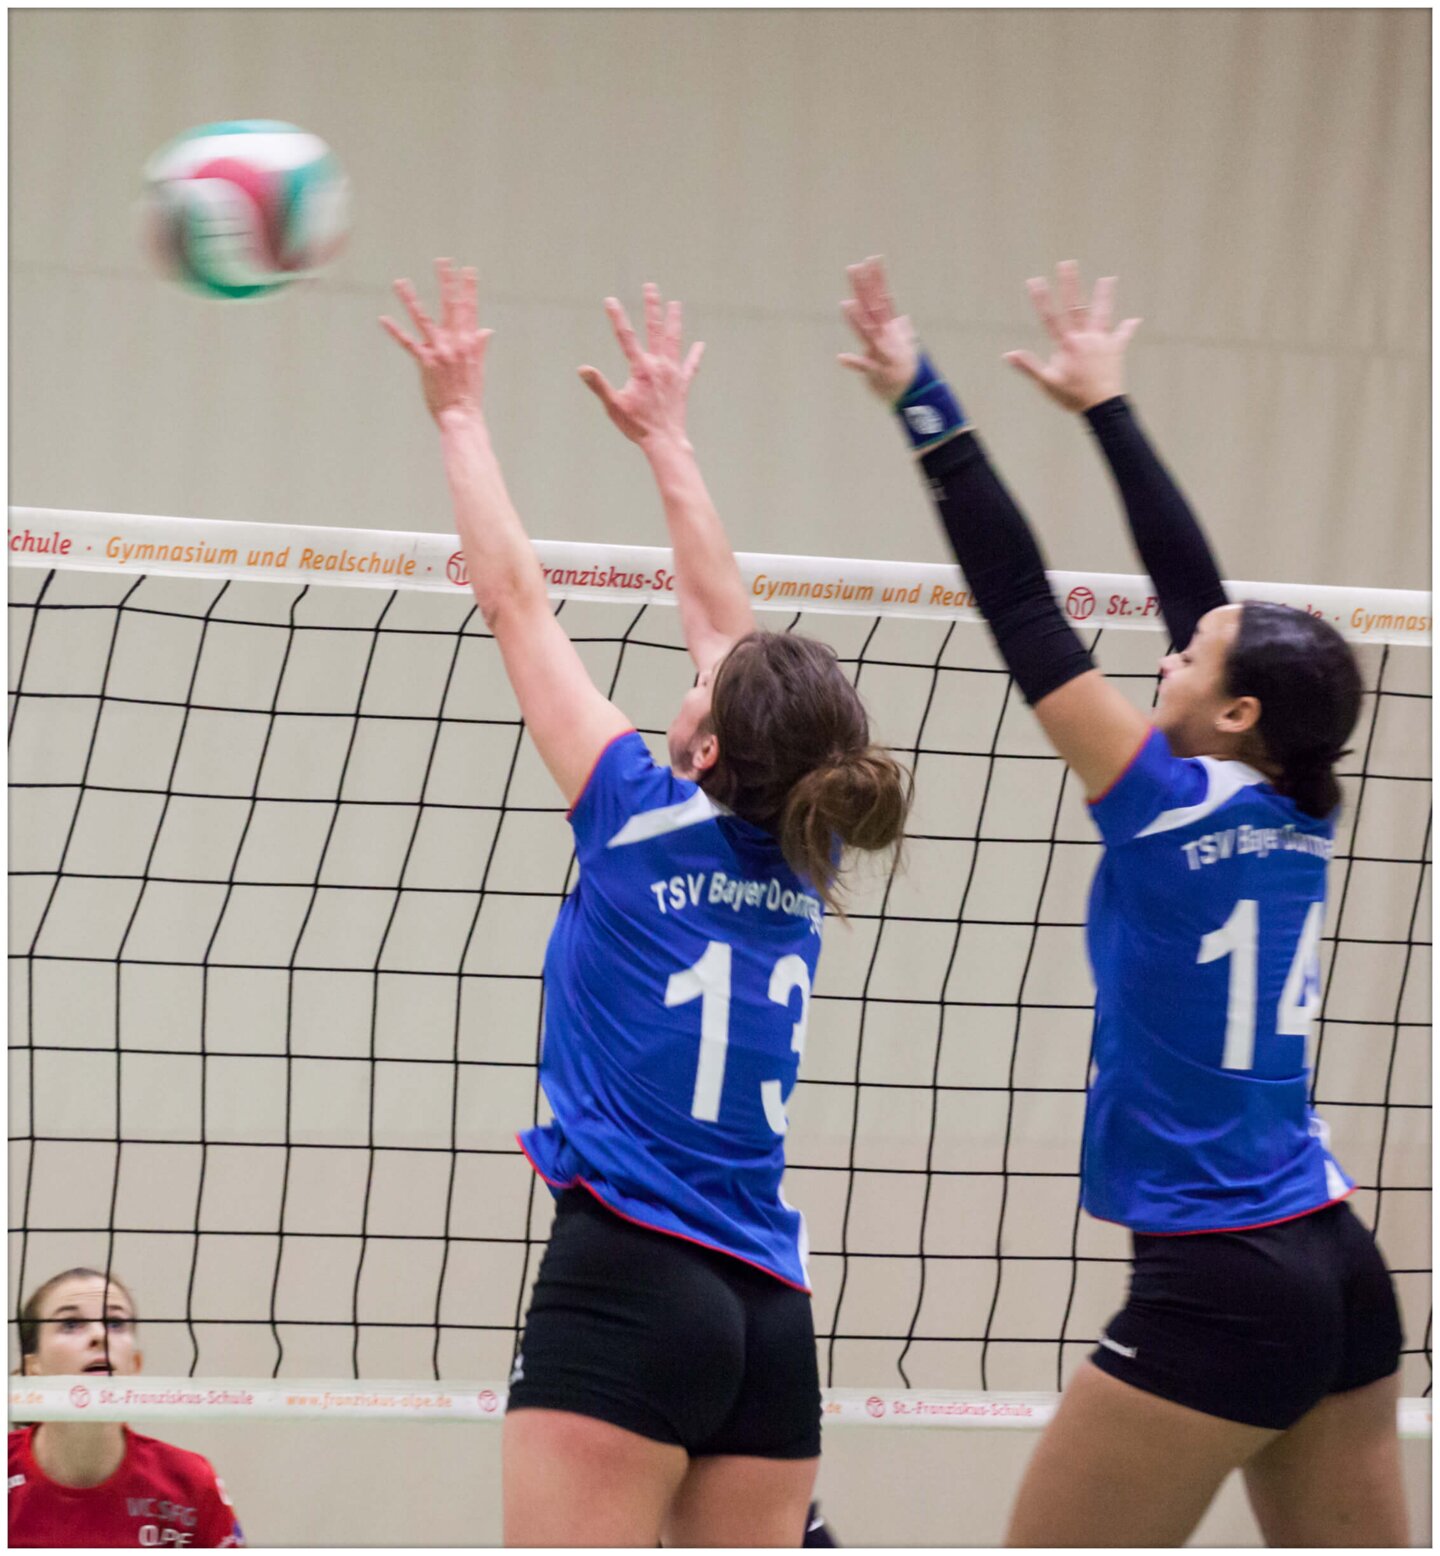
top-left (668, 662), bottom-right (719, 777)
top-left (1154, 604), bottom-right (1245, 755)
top-left (24, 1277), bottom-right (142, 1378)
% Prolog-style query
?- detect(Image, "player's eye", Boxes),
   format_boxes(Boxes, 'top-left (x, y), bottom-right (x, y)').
top-left (57, 1317), bottom-right (84, 1332)
top-left (104, 1317), bottom-right (132, 1333)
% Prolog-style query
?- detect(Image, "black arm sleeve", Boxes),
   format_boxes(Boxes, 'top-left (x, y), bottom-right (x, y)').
top-left (1083, 396), bottom-right (1228, 650)
top-left (919, 431), bottom-right (1094, 707)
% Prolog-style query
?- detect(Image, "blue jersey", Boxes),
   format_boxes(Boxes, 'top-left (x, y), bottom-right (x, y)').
top-left (1083, 728), bottom-right (1353, 1233)
top-left (520, 731), bottom-right (823, 1289)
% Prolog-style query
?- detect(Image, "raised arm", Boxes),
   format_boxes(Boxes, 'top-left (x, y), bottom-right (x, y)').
top-left (579, 284), bottom-right (755, 672)
top-left (382, 259), bottom-right (630, 804)
top-left (839, 256), bottom-right (1149, 800)
top-left (1006, 262), bottom-right (1228, 650)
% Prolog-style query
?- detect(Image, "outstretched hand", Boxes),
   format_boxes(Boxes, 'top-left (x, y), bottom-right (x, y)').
top-left (838, 256), bottom-right (919, 403)
top-left (1006, 262), bottom-right (1141, 413)
top-left (579, 284), bottom-right (704, 449)
top-left (380, 258), bottom-right (492, 423)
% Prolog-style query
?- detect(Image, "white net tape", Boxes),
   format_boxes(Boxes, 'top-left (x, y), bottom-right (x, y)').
top-left (8, 1378), bottom-right (1431, 1436)
top-left (8, 507), bottom-right (1432, 642)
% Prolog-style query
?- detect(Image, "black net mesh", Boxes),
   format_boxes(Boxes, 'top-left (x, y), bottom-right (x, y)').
top-left (9, 566), bottom-right (1431, 1398)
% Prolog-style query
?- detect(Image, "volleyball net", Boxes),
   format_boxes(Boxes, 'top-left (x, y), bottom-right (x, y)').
top-left (8, 508), bottom-right (1432, 1431)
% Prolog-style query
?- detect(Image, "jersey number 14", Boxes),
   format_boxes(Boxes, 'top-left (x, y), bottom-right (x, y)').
top-left (665, 941), bottom-right (811, 1131)
top-left (1198, 899), bottom-right (1325, 1070)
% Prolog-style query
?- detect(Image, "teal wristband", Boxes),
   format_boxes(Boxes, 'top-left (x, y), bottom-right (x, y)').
top-left (895, 354), bottom-right (967, 451)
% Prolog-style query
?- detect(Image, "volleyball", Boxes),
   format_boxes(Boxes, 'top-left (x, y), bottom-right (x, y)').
top-left (142, 120), bottom-right (349, 299)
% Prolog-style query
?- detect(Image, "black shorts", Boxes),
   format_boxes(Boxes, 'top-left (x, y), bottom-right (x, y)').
top-left (1091, 1200), bottom-right (1404, 1430)
top-left (506, 1188), bottom-right (821, 1459)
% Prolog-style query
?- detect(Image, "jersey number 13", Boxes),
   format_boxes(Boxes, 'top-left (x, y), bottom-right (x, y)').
top-left (664, 941), bottom-right (811, 1132)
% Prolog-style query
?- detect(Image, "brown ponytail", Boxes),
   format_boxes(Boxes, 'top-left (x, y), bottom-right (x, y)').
top-left (701, 632), bottom-right (912, 914)
top-left (779, 748), bottom-right (912, 912)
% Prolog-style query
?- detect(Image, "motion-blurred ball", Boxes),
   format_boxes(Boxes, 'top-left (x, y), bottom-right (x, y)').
top-left (143, 120), bottom-right (349, 299)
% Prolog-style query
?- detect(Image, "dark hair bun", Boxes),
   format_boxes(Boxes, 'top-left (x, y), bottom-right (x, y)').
top-left (1227, 603), bottom-right (1362, 818)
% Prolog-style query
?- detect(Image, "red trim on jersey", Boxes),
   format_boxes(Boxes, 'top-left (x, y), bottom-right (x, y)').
top-left (515, 1134), bottom-right (812, 1294)
top-left (516, 1134), bottom-right (574, 1190)
top-left (1085, 725), bottom-right (1156, 808)
top-left (1095, 1186), bottom-right (1356, 1238)
top-left (565, 727), bottom-right (638, 819)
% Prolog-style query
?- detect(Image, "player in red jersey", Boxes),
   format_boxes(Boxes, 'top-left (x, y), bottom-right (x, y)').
top-left (9, 1268), bottom-right (243, 1548)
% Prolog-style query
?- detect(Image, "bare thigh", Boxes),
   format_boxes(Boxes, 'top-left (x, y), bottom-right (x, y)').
top-left (664, 1453), bottom-right (820, 1548)
top-left (503, 1407), bottom-right (688, 1548)
top-left (1004, 1362), bottom-right (1276, 1547)
top-left (1243, 1371), bottom-right (1409, 1547)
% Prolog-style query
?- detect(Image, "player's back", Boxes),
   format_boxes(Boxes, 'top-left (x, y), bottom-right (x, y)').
top-left (1083, 730), bottom-right (1351, 1232)
top-left (522, 731), bottom-right (822, 1288)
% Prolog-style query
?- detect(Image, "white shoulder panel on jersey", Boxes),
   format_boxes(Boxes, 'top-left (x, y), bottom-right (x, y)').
top-left (606, 788), bottom-right (723, 849)
top-left (1133, 756), bottom-right (1268, 839)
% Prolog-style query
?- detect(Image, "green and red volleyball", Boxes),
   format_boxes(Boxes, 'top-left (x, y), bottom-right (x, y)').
top-left (143, 120), bottom-right (349, 299)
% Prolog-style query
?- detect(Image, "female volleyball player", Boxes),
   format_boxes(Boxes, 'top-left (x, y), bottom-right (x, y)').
top-left (9, 1268), bottom-right (243, 1547)
top-left (838, 257), bottom-right (1406, 1547)
top-left (383, 263), bottom-right (909, 1546)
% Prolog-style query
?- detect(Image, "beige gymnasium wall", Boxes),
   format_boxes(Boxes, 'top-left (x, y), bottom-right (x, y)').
top-left (10, 10), bottom-right (1430, 588)
top-left (9, 7), bottom-right (1431, 1547)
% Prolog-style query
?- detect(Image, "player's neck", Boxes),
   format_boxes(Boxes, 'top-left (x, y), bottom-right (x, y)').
top-left (31, 1421), bottom-right (129, 1488)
